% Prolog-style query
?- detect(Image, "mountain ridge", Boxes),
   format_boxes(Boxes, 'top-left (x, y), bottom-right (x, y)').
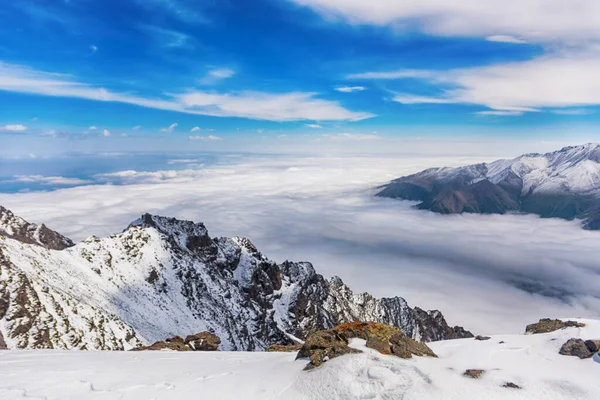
top-left (0, 207), bottom-right (472, 351)
top-left (377, 143), bottom-right (600, 229)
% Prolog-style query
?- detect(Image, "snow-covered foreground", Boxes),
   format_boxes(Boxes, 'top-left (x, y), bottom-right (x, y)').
top-left (2, 319), bottom-right (599, 400)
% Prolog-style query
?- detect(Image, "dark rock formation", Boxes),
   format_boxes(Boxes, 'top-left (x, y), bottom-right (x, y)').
top-left (0, 206), bottom-right (74, 250)
top-left (584, 340), bottom-right (600, 353)
top-left (297, 322), bottom-right (437, 370)
top-left (526, 319), bottom-right (585, 334)
top-left (463, 369), bottom-right (485, 379)
top-left (503, 382), bottom-right (521, 389)
top-left (559, 338), bottom-right (594, 359)
top-left (475, 335), bottom-right (491, 341)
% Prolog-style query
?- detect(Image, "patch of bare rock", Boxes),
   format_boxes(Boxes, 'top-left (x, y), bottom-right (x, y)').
top-left (559, 338), bottom-right (600, 359)
top-left (132, 332), bottom-right (221, 352)
top-left (525, 318), bottom-right (585, 334)
top-left (266, 343), bottom-right (303, 352)
top-left (463, 369), bottom-right (484, 379)
top-left (296, 321), bottom-right (437, 370)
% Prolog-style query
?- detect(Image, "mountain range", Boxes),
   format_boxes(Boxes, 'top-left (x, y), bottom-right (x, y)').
top-left (0, 206), bottom-right (471, 350)
top-left (377, 143), bottom-right (600, 229)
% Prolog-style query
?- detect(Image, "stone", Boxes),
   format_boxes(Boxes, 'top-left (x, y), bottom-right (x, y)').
top-left (525, 319), bottom-right (585, 334)
top-left (265, 343), bottom-right (302, 352)
top-left (559, 338), bottom-right (593, 359)
top-left (474, 335), bottom-right (491, 341)
top-left (297, 322), bottom-right (437, 370)
top-left (132, 341), bottom-right (191, 352)
top-left (463, 369), bottom-right (485, 379)
top-left (184, 332), bottom-right (221, 351)
top-left (584, 340), bottom-right (600, 353)
top-left (503, 382), bottom-right (521, 389)
top-left (166, 336), bottom-right (184, 343)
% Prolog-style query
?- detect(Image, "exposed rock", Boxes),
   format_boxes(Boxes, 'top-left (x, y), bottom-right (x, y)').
top-left (526, 319), bottom-right (585, 334)
top-left (297, 322), bottom-right (436, 370)
top-left (296, 329), bottom-right (360, 370)
top-left (0, 330), bottom-right (6, 349)
top-left (132, 340), bottom-right (191, 352)
top-left (475, 335), bottom-right (491, 341)
top-left (266, 343), bottom-right (303, 352)
top-left (503, 382), bottom-right (521, 389)
top-left (166, 336), bottom-right (184, 343)
top-left (184, 332), bottom-right (220, 351)
top-left (463, 369), bottom-right (485, 379)
top-left (559, 338), bottom-right (594, 359)
top-left (0, 210), bottom-right (471, 350)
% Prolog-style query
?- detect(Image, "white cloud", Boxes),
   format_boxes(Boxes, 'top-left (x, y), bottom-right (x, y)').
top-left (305, 124), bottom-right (323, 129)
top-left (190, 126), bottom-right (201, 132)
top-left (323, 133), bottom-right (378, 140)
top-left (485, 35), bottom-right (527, 44)
top-left (355, 54), bottom-right (600, 113)
top-left (121, 133), bottom-right (129, 137)
top-left (2, 124), bottom-right (27, 131)
top-left (288, 0), bottom-right (600, 44)
top-left (132, 125), bottom-right (141, 130)
top-left (188, 135), bottom-right (222, 141)
top-left (198, 68), bottom-right (236, 85)
top-left (161, 123), bottom-right (178, 133)
top-left (9, 175), bottom-right (92, 186)
top-left (475, 110), bottom-right (524, 116)
top-left (335, 86), bottom-right (366, 93)
top-left (89, 126), bottom-right (97, 130)
top-left (103, 129), bottom-right (111, 137)
top-left (2, 152), bottom-right (600, 335)
top-left (0, 62), bottom-right (373, 122)
top-left (140, 25), bottom-right (192, 48)
top-left (551, 109), bottom-right (594, 115)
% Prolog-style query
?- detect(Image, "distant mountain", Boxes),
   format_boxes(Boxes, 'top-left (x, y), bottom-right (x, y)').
top-left (0, 208), bottom-right (471, 350)
top-left (377, 143), bottom-right (600, 229)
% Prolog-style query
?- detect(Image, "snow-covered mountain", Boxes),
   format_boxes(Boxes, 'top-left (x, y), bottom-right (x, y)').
top-left (378, 143), bottom-right (600, 229)
top-left (0, 208), bottom-right (471, 351)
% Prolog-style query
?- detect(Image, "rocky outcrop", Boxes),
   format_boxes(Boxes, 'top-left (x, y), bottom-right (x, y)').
top-left (559, 338), bottom-right (594, 359)
top-left (184, 332), bottom-right (220, 351)
top-left (526, 319), bottom-right (585, 334)
top-left (0, 206), bottom-right (73, 250)
top-left (297, 322), bottom-right (437, 370)
top-left (463, 369), bottom-right (485, 379)
top-left (0, 208), bottom-right (471, 350)
top-left (475, 335), bottom-right (491, 341)
top-left (133, 332), bottom-right (220, 351)
top-left (266, 343), bottom-right (303, 352)
top-left (503, 382), bottom-right (521, 389)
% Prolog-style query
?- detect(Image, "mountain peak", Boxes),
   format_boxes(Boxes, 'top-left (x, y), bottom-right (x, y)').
top-left (0, 206), bottom-right (74, 250)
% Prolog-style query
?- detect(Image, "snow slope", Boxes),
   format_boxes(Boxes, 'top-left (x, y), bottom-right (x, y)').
top-left (1, 318), bottom-right (598, 400)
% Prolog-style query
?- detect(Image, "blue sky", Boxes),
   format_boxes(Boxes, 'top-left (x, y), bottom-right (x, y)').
top-left (1, 0), bottom-right (600, 157)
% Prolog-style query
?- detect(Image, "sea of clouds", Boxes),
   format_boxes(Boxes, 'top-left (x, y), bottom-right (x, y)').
top-left (1, 152), bottom-right (599, 335)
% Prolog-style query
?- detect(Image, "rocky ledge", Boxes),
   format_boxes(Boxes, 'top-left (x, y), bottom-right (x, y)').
top-left (132, 332), bottom-right (221, 352)
top-left (296, 321), bottom-right (437, 370)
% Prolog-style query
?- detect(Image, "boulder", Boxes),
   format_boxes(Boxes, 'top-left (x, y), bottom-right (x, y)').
top-left (184, 332), bottom-right (221, 351)
top-left (297, 321), bottom-right (436, 370)
top-left (525, 319), bottom-right (585, 334)
top-left (474, 335), bottom-right (491, 341)
top-left (166, 336), bottom-right (184, 343)
top-left (559, 338), bottom-right (593, 359)
top-left (266, 343), bottom-right (303, 352)
top-left (584, 340), bottom-right (600, 353)
top-left (503, 382), bottom-right (521, 389)
top-left (463, 369), bottom-right (484, 379)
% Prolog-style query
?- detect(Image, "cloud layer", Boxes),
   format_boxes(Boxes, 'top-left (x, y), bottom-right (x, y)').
top-left (2, 152), bottom-right (599, 334)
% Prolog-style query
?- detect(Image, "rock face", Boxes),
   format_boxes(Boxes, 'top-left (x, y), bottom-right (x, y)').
top-left (559, 338), bottom-right (594, 359)
top-left (525, 319), bottom-right (585, 334)
top-left (377, 143), bottom-right (600, 230)
top-left (0, 206), bottom-right (74, 250)
top-left (0, 208), bottom-right (472, 350)
top-left (266, 343), bottom-right (303, 352)
top-left (475, 335), bottom-right (491, 341)
top-left (297, 322), bottom-right (437, 370)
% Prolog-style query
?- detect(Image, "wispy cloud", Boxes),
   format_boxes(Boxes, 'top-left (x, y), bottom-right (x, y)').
top-left (8, 175), bottom-right (92, 186)
top-left (485, 35), bottom-right (527, 44)
top-left (2, 124), bottom-right (27, 132)
top-left (335, 86), bottom-right (366, 93)
top-left (322, 133), bottom-right (378, 141)
top-left (305, 124), bottom-right (323, 129)
top-left (89, 126), bottom-right (97, 130)
top-left (188, 135), bottom-right (222, 141)
top-left (199, 68), bottom-right (235, 85)
top-left (132, 125), bottom-right (142, 130)
top-left (103, 129), bottom-right (111, 137)
top-left (135, 0), bottom-right (208, 24)
top-left (90, 45), bottom-right (98, 54)
top-left (0, 62), bottom-right (373, 122)
top-left (551, 109), bottom-right (595, 115)
top-left (475, 110), bottom-right (524, 117)
top-left (352, 55), bottom-right (600, 114)
top-left (140, 25), bottom-right (193, 48)
top-left (161, 123), bottom-right (178, 132)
